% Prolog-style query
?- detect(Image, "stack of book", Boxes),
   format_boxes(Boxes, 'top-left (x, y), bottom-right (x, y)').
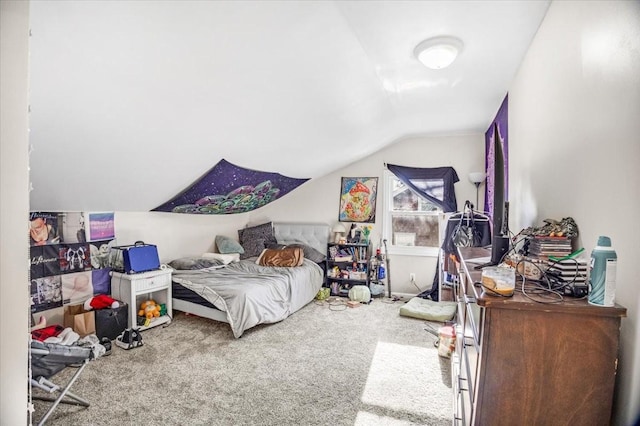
top-left (526, 236), bottom-right (573, 259)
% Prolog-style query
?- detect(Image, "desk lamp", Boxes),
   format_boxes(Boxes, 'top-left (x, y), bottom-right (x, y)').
top-left (332, 223), bottom-right (347, 243)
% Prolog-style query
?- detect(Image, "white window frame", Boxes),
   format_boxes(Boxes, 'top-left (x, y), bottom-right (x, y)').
top-left (382, 170), bottom-right (444, 257)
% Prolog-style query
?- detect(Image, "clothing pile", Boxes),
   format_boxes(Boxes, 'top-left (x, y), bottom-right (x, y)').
top-left (32, 325), bottom-right (111, 358)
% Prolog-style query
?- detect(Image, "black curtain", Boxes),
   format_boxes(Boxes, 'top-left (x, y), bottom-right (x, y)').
top-left (386, 164), bottom-right (459, 213)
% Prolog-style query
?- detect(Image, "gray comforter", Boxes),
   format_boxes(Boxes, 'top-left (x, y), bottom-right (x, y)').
top-left (172, 259), bottom-right (323, 337)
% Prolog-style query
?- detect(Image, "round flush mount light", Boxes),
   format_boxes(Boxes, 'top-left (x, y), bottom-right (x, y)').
top-left (414, 36), bottom-right (464, 70)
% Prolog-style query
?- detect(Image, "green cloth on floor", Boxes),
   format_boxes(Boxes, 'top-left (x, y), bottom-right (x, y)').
top-left (399, 297), bottom-right (457, 322)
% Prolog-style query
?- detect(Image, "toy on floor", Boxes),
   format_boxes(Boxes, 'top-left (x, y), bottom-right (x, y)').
top-left (84, 294), bottom-right (120, 311)
top-left (138, 300), bottom-right (161, 319)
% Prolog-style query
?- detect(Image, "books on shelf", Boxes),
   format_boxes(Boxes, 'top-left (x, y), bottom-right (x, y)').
top-left (334, 255), bottom-right (353, 262)
top-left (330, 244), bottom-right (368, 262)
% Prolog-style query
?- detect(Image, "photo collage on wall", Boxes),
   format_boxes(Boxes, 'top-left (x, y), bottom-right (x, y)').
top-left (29, 211), bottom-right (116, 313)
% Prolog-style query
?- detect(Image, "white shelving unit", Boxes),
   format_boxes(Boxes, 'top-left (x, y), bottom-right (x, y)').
top-left (110, 268), bottom-right (173, 331)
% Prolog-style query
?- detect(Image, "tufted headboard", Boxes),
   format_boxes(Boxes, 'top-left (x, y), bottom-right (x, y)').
top-left (273, 223), bottom-right (329, 255)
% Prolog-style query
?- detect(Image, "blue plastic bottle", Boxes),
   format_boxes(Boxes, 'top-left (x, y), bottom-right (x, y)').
top-left (588, 236), bottom-right (617, 307)
top-left (378, 263), bottom-right (386, 280)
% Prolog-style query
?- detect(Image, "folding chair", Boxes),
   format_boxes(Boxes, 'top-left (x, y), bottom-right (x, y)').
top-left (30, 340), bottom-right (93, 426)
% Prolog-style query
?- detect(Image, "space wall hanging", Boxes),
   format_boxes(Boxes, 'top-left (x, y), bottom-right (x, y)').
top-left (152, 159), bottom-right (309, 214)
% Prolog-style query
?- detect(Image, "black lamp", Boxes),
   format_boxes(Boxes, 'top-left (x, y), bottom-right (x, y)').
top-left (468, 172), bottom-right (486, 209)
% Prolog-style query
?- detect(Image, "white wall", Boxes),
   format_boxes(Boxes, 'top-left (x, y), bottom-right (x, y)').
top-left (115, 212), bottom-right (250, 262)
top-left (116, 132), bottom-right (484, 296)
top-left (14, 1), bottom-right (639, 423)
top-left (0, 1), bottom-right (31, 424)
top-left (508, 1), bottom-right (640, 424)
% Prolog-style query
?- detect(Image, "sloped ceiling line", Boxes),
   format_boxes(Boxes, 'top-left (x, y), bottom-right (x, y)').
top-left (28, 1), bottom-right (549, 212)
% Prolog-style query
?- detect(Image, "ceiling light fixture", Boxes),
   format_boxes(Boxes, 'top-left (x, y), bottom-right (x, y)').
top-left (414, 36), bottom-right (464, 70)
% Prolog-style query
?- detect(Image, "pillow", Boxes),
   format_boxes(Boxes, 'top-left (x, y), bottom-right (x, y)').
top-left (238, 222), bottom-right (277, 259)
top-left (201, 252), bottom-right (240, 264)
top-left (399, 297), bottom-right (457, 322)
top-left (241, 238), bottom-right (267, 260)
top-left (168, 257), bottom-right (225, 270)
top-left (215, 235), bottom-right (245, 255)
top-left (256, 247), bottom-right (304, 267)
top-left (266, 243), bottom-right (287, 250)
top-left (285, 243), bottom-right (326, 264)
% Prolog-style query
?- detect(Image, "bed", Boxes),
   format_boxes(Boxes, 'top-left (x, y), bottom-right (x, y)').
top-left (170, 222), bottom-right (328, 337)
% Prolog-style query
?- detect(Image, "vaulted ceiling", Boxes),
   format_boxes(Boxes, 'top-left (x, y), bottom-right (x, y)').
top-left (28, 1), bottom-right (550, 212)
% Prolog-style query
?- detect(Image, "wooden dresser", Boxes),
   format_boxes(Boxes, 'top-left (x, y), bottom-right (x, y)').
top-left (452, 247), bottom-right (626, 425)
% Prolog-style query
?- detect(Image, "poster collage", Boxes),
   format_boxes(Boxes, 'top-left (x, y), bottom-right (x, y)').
top-left (29, 211), bottom-right (116, 314)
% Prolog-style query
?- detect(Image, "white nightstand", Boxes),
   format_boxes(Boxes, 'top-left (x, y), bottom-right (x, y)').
top-left (110, 267), bottom-right (173, 331)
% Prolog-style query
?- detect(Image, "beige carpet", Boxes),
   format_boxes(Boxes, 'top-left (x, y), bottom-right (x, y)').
top-left (31, 298), bottom-right (452, 425)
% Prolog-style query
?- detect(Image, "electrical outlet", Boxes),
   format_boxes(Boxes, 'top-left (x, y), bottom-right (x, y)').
top-left (410, 273), bottom-right (416, 282)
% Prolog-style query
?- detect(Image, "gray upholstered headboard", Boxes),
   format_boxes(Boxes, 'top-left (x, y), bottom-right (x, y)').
top-left (273, 223), bottom-right (329, 255)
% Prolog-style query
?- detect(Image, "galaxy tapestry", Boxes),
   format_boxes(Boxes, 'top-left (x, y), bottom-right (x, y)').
top-left (152, 159), bottom-right (309, 214)
top-left (484, 94), bottom-right (509, 219)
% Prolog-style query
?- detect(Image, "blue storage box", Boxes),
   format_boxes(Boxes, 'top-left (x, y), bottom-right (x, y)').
top-left (109, 241), bottom-right (160, 274)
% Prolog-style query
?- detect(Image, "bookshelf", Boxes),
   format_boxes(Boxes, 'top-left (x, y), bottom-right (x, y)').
top-left (325, 242), bottom-right (370, 297)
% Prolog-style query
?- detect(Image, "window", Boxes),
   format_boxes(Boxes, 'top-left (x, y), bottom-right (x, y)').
top-left (383, 171), bottom-right (443, 256)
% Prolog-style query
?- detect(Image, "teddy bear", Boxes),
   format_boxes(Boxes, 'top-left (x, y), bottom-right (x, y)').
top-left (138, 300), bottom-right (161, 320)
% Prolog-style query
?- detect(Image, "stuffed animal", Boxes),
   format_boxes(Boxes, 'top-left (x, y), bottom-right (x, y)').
top-left (138, 300), bottom-right (161, 320)
top-left (84, 294), bottom-right (120, 311)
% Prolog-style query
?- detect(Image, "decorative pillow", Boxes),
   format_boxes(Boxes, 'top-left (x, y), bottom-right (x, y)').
top-left (285, 243), bottom-right (326, 264)
top-left (266, 243), bottom-right (287, 250)
top-left (238, 222), bottom-right (277, 259)
top-left (256, 247), bottom-right (304, 267)
top-left (168, 257), bottom-right (225, 270)
top-left (215, 235), bottom-right (245, 254)
top-left (201, 252), bottom-right (240, 264)
top-left (241, 238), bottom-right (267, 260)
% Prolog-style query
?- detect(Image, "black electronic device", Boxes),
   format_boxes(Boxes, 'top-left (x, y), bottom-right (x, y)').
top-left (566, 283), bottom-right (588, 298)
top-left (476, 122), bottom-right (509, 269)
top-left (547, 256), bottom-right (588, 298)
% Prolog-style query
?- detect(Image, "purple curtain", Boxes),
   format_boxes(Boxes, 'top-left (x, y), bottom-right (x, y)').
top-left (484, 95), bottom-right (509, 217)
top-left (386, 164), bottom-right (459, 213)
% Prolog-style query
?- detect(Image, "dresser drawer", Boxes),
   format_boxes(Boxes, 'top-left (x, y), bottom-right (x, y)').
top-left (111, 269), bottom-right (172, 293)
top-left (132, 273), bottom-right (170, 292)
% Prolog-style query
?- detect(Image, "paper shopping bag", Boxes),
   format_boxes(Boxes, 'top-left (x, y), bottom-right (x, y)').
top-left (64, 304), bottom-right (96, 337)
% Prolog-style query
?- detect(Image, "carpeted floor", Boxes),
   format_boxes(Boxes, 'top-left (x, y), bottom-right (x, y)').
top-left (31, 298), bottom-right (452, 425)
